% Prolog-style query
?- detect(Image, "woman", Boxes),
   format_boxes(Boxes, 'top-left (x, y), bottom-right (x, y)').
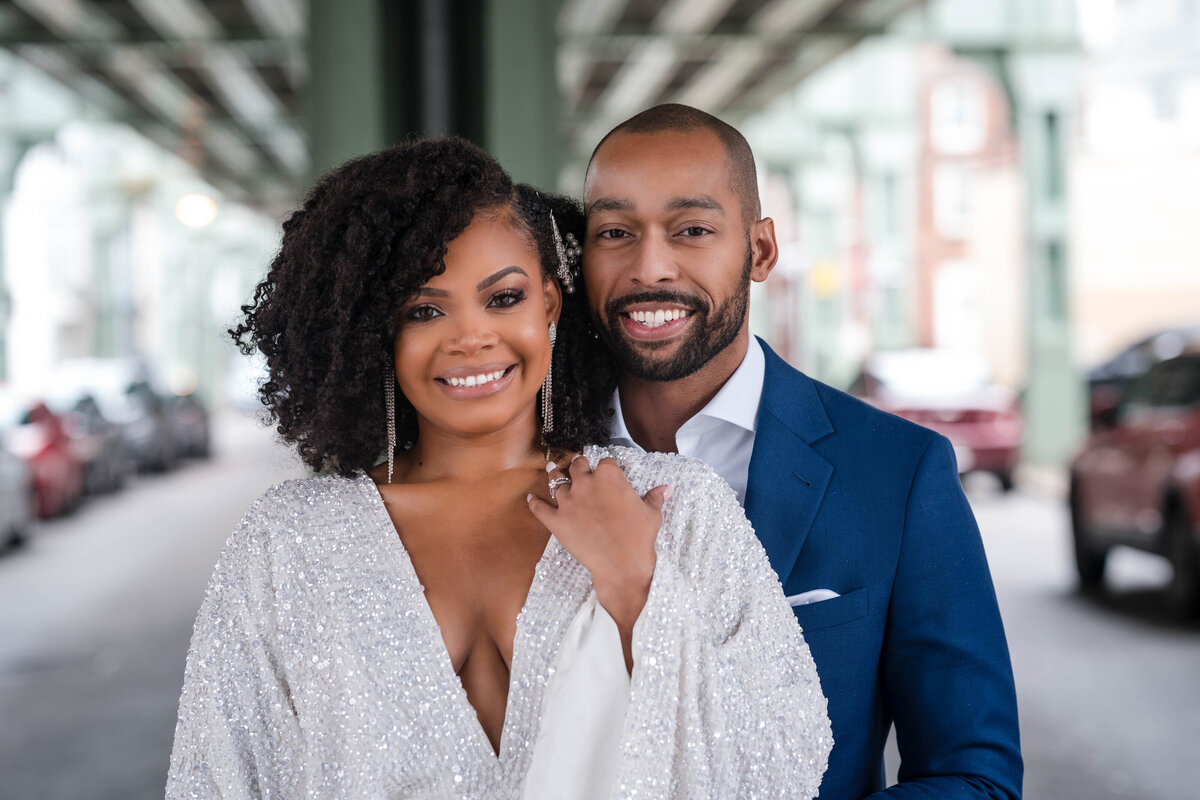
top-left (167, 138), bottom-right (830, 799)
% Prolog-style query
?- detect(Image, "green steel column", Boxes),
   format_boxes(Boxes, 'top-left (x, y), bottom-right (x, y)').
top-left (483, 0), bottom-right (562, 188)
top-left (1011, 53), bottom-right (1087, 465)
top-left (307, 0), bottom-right (392, 177)
top-left (0, 141), bottom-right (32, 382)
top-left (307, 0), bottom-right (560, 186)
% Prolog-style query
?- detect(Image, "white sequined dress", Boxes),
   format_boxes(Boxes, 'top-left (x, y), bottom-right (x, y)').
top-left (166, 446), bottom-right (832, 799)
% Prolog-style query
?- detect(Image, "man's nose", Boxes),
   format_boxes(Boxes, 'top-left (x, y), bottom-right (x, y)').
top-left (628, 236), bottom-right (679, 286)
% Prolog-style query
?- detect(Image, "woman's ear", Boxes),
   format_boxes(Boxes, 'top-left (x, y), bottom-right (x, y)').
top-left (543, 275), bottom-right (563, 325)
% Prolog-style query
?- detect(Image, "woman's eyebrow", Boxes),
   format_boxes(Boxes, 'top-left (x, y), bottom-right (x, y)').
top-left (477, 265), bottom-right (527, 291)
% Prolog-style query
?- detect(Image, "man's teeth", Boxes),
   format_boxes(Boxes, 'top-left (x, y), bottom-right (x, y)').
top-left (628, 309), bottom-right (690, 328)
top-left (446, 369), bottom-right (506, 388)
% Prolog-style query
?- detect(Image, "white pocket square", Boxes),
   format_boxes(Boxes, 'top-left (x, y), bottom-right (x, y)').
top-left (786, 589), bottom-right (841, 607)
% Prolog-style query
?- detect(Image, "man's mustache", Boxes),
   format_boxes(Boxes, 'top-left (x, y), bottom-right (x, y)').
top-left (604, 290), bottom-right (707, 319)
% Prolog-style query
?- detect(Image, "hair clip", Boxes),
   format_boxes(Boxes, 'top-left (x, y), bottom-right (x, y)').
top-left (549, 212), bottom-right (579, 293)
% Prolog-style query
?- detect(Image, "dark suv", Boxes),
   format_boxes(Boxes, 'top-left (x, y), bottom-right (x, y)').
top-left (1069, 350), bottom-right (1200, 617)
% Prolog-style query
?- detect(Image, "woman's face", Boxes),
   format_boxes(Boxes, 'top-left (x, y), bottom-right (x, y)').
top-left (394, 213), bottom-right (561, 442)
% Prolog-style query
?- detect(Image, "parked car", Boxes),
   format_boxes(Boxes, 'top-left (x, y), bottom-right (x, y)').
top-left (55, 359), bottom-right (179, 473)
top-left (1086, 325), bottom-right (1200, 430)
top-left (0, 442), bottom-right (34, 547)
top-left (168, 392), bottom-right (210, 459)
top-left (1069, 349), bottom-right (1200, 617)
top-left (0, 391), bottom-right (86, 518)
top-left (42, 387), bottom-right (132, 494)
top-left (850, 349), bottom-right (1023, 491)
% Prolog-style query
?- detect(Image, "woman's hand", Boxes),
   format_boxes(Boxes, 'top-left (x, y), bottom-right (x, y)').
top-left (527, 454), bottom-right (670, 672)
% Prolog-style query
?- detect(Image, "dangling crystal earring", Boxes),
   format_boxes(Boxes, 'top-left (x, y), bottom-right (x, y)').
top-left (384, 371), bottom-right (396, 484)
top-left (541, 321), bottom-right (556, 435)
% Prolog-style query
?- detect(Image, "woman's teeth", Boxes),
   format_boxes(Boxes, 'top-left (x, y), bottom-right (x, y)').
top-left (446, 369), bottom-right (506, 388)
top-left (628, 309), bottom-right (690, 328)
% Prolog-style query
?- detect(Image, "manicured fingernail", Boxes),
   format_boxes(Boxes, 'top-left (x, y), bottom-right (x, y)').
top-left (545, 462), bottom-right (556, 473)
top-left (570, 453), bottom-right (583, 463)
top-left (526, 493), bottom-right (534, 502)
top-left (663, 485), bottom-right (674, 502)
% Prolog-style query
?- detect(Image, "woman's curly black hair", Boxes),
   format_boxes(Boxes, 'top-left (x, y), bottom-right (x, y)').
top-left (230, 137), bottom-right (615, 476)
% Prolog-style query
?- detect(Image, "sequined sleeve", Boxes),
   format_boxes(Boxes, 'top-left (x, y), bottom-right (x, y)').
top-left (166, 486), bottom-right (307, 800)
top-left (596, 447), bottom-right (833, 800)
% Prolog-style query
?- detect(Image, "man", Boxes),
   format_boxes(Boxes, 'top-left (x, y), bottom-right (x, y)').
top-left (582, 103), bottom-right (1022, 799)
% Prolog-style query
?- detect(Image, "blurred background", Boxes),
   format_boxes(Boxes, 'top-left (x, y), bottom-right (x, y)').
top-left (0, 0), bottom-right (1197, 797)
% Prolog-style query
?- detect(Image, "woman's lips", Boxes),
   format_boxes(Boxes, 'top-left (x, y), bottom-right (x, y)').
top-left (435, 364), bottom-right (517, 398)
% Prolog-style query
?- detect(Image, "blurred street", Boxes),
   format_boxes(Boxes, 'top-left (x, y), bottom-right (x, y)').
top-left (0, 414), bottom-right (305, 800)
top-left (1, 423), bottom-right (1197, 799)
top-left (953, 476), bottom-right (1200, 800)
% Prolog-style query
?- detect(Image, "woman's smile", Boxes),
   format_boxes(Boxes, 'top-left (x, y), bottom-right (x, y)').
top-left (435, 363), bottom-right (518, 397)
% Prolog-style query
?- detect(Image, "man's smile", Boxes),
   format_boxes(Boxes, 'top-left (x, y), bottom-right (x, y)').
top-left (619, 307), bottom-right (694, 340)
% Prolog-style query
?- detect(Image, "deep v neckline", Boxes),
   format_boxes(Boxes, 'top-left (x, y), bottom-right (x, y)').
top-left (356, 473), bottom-right (591, 784)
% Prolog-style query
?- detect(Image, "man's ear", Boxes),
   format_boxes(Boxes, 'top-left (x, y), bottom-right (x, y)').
top-left (543, 275), bottom-right (563, 326)
top-left (748, 217), bottom-right (779, 283)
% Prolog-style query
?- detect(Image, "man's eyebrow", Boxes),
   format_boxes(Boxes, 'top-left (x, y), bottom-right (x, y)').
top-left (587, 197), bottom-right (633, 214)
top-left (477, 265), bottom-right (527, 291)
top-left (666, 195), bottom-right (724, 214)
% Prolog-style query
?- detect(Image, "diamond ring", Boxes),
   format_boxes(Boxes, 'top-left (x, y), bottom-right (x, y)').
top-left (548, 476), bottom-right (572, 501)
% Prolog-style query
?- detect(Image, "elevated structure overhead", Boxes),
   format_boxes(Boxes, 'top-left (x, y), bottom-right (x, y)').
top-left (559, 0), bottom-right (926, 166)
top-left (0, 0), bottom-right (924, 208)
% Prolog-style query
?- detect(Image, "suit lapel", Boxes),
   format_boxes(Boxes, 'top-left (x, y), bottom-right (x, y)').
top-left (744, 340), bottom-right (835, 583)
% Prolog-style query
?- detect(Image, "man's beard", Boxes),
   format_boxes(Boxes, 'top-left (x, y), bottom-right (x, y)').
top-left (598, 247), bottom-right (752, 383)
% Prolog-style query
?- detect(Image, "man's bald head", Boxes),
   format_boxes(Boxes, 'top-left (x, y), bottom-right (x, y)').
top-left (587, 104), bottom-right (761, 224)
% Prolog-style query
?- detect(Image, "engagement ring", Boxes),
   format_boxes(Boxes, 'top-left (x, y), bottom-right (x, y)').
top-left (548, 476), bottom-right (571, 500)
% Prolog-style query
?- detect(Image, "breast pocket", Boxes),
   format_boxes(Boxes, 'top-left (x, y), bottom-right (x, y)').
top-left (790, 588), bottom-right (869, 633)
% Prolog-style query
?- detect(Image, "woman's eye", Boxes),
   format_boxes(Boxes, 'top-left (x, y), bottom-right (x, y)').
top-left (488, 289), bottom-right (526, 308)
top-left (404, 304), bottom-right (441, 322)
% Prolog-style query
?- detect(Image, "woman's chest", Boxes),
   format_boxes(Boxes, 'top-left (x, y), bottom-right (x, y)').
top-left (392, 502), bottom-right (551, 671)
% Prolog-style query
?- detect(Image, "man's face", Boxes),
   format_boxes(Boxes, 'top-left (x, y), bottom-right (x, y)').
top-left (582, 128), bottom-right (772, 382)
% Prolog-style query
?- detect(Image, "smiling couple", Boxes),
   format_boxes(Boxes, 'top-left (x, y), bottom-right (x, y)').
top-left (167, 105), bottom-right (1021, 800)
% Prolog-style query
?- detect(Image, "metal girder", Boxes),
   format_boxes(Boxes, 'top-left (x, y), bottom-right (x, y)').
top-left (560, 0), bottom-right (923, 161)
top-left (0, 0), bottom-right (924, 203)
top-left (1, 0), bottom-right (305, 207)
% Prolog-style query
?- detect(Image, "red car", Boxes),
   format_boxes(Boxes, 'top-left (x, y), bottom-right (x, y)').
top-left (0, 392), bottom-right (86, 518)
top-left (851, 349), bottom-right (1023, 491)
top-left (1069, 348), bottom-right (1200, 617)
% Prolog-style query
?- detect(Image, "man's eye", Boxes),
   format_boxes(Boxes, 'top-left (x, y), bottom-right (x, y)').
top-left (597, 229), bottom-right (630, 240)
top-left (488, 289), bottom-right (525, 308)
top-left (405, 304), bottom-right (441, 322)
top-left (680, 226), bottom-right (711, 237)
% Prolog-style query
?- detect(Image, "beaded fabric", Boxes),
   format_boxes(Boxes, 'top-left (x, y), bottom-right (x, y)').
top-left (166, 446), bottom-right (832, 799)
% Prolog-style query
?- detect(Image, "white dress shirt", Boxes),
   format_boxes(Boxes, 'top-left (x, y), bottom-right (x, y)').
top-left (609, 335), bottom-right (765, 504)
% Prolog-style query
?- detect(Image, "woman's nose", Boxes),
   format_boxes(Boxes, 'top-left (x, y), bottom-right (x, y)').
top-left (444, 314), bottom-right (498, 354)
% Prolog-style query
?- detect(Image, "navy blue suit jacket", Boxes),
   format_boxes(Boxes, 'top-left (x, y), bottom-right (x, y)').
top-left (744, 341), bottom-right (1022, 799)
